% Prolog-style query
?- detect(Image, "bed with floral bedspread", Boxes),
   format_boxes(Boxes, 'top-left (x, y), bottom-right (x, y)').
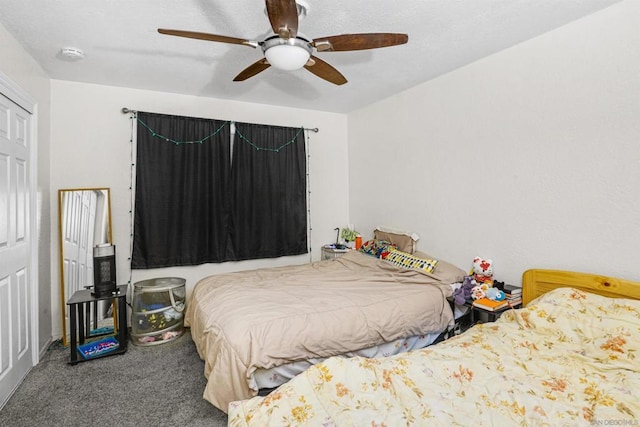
top-left (228, 285), bottom-right (640, 426)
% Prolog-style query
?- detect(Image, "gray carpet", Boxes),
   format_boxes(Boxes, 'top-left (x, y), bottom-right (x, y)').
top-left (0, 330), bottom-right (228, 427)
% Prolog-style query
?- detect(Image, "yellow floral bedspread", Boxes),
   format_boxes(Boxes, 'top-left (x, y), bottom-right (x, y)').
top-left (228, 287), bottom-right (640, 426)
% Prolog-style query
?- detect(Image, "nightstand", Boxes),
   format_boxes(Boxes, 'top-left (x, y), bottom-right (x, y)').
top-left (67, 284), bottom-right (128, 364)
top-left (470, 301), bottom-right (522, 324)
top-left (321, 245), bottom-right (351, 260)
top-left (446, 296), bottom-right (522, 338)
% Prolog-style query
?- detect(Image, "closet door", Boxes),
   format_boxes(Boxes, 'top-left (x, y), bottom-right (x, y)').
top-left (0, 92), bottom-right (33, 408)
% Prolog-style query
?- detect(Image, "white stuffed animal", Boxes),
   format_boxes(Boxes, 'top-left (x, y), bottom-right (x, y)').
top-left (471, 256), bottom-right (494, 286)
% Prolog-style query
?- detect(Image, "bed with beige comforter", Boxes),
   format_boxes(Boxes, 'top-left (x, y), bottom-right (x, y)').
top-left (185, 250), bottom-right (459, 411)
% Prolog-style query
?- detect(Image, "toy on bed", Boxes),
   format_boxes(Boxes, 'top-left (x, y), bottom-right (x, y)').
top-left (359, 239), bottom-right (396, 258)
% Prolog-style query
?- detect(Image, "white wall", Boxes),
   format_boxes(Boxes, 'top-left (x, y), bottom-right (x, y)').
top-left (49, 81), bottom-right (349, 338)
top-left (348, 0), bottom-right (640, 285)
top-left (0, 23), bottom-right (52, 354)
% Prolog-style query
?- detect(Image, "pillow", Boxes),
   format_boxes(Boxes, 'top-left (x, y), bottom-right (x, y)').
top-left (382, 248), bottom-right (438, 274)
top-left (359, 239), bottom-right (396, 258)
top-left (374, 228), bottom-right (418, 254)
top-left (414, 251), bottom-right (466, 283)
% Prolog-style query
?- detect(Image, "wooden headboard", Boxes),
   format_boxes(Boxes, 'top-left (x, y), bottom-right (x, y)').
top-left (522, 269), bottom-right (640, 306)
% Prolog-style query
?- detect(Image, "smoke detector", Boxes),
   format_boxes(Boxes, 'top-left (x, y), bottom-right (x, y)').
top-left (59, 47), bottom-right (85, 61)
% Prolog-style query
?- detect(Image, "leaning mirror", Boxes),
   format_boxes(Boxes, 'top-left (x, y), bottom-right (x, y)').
top-left (58, 188), bottom-right (112, 346)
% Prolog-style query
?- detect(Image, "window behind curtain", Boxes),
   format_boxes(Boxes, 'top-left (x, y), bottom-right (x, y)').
top-left (131, 112), bottom-right (308, 268)
top-left (228, 122), bottom-right (307, 260)
top-left (131, 112), bottom-right (232, 268)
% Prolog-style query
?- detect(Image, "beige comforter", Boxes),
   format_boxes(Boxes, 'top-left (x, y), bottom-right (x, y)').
top-left (185, 251), bottom-right (455, 412)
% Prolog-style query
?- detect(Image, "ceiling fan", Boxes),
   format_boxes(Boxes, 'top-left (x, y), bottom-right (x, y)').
top-left (158, 0), bottom-right (408, 85)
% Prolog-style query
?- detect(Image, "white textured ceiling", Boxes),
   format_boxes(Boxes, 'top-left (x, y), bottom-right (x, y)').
top-left (0, 0), bottom-right (620, 113)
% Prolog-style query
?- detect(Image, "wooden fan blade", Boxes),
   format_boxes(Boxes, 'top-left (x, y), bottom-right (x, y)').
top-left (265, 0), bottom-right (298, 39)
top-left (233, 59), bottom-right (271, 82)
top-left (158, 29), bottom-right (258, 48)
top-left (304, 55), bottom-right (347, 86)
top-left (313, 33), bottom-right (408, 52)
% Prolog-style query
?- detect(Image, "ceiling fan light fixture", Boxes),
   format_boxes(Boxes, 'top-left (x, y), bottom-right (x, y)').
top-left (263, 37), bottom-right (312, 71)
top-left (159, 1), bottom-right (408, 85)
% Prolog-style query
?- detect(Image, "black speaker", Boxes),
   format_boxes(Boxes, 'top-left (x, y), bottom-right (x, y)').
top-left (92, 244), bottom-right (117, 297)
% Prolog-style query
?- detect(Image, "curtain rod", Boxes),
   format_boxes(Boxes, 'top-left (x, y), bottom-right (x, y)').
top-left (121, 107), bottom-right (319, 133)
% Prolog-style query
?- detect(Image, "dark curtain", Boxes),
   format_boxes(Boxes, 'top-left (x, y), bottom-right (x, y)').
top-left (132, 112), bottom-right (231, 268)
top-left (228, 122), bottom-right (307, 260)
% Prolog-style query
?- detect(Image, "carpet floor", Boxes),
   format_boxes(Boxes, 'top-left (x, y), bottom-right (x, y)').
top-left (0, 330), bottom-right (228, 427)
